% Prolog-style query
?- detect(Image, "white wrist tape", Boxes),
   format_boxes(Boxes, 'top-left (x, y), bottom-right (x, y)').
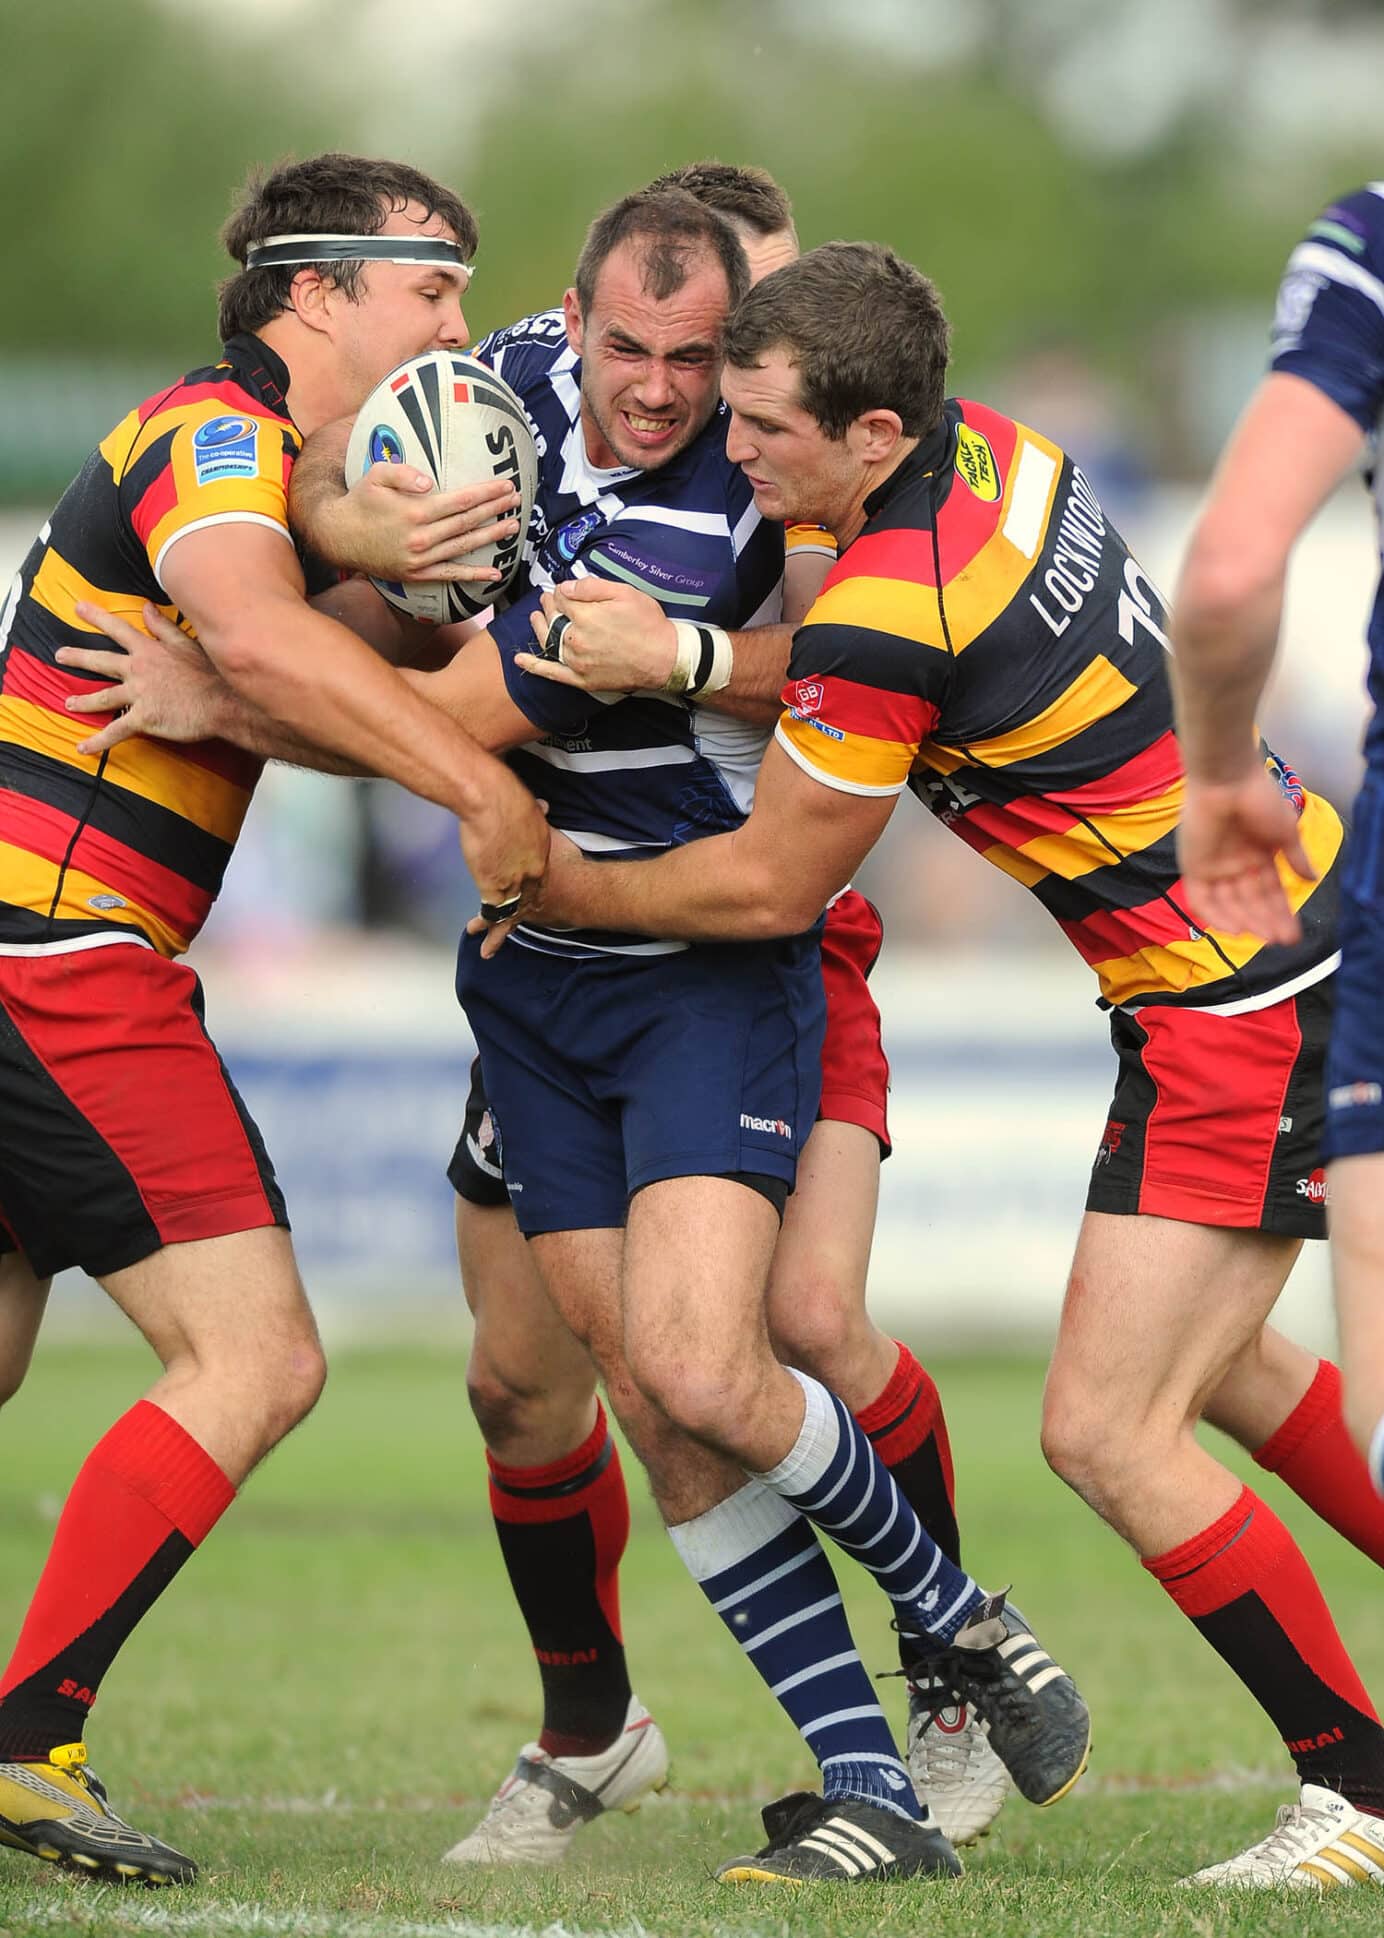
top-left (667, 620), bottom-right (733, 698)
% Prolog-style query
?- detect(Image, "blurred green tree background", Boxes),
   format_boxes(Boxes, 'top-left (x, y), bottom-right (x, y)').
top-left (0, 0), bottom-right (1378, 497)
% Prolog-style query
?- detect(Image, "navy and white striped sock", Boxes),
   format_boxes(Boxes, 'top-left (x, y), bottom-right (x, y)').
top-left (669, 1481), bottom-right (921, 1820)
top-left (755, 1370), bottom-right (985, 1649)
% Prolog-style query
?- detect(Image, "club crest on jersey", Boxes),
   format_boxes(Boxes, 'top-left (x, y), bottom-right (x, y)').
top-left (192, 414), bottom-right (258, 483)
top-left (555, 509), bottom-right (604, 562)
top-left (954, 424), bottom-right (1000, 502)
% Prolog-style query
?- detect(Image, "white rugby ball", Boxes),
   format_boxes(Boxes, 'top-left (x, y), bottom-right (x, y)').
top-left (345, 350), bottom-right (538, 622)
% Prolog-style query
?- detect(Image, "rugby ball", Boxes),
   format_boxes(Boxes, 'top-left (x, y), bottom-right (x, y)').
top-left (345, 350), bottom-right (538, 623)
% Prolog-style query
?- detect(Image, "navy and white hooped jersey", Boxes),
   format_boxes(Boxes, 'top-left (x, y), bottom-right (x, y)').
top-left (1269, 184), bottom-right (1384, 770)
top-left (472, 310), bottom-right (785, 954)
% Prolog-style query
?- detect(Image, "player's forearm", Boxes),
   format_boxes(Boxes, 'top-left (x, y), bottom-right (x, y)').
top-left (203, 603), bottom-right (507, 818)
top-left (539, 829), bottom-right (817, 942)
top-left (694, 624), bottom-right (792, 725)
top-left (1172, 546), bottom-right (1285, 783)
top-left (207, 683), bottom-right (365, 774)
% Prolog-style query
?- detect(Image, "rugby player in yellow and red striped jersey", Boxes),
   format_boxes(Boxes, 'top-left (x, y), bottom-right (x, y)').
top-left (0, 154), bottom-right (544, 1888)
top-left (514, 242), bottom-right (1384, 1880)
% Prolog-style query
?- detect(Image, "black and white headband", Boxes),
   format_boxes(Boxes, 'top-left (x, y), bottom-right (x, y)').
top-left (244, 233), bottom-right (472, 277)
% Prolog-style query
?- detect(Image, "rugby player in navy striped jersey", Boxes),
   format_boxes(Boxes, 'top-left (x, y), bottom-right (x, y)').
top-left (500, 240), bottom-right (1384, 1886)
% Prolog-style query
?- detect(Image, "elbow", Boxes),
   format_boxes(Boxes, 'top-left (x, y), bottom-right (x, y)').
top-left (733, 866), bottom-right (821, 940)
top-left (1179, 530), bottom-right (1284, 632)
top-left (202, 628), bottom-right (277, 689)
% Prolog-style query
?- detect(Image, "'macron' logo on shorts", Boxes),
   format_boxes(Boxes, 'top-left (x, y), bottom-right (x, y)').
top-left (792, 679), bottom-right (825, 716)
top-left (1329, 1080), bottom-right (1383, 1111)
top-left (740, 1112), bottom-right (793, 1140)
top-left (1295, 1169), bottom-right (1329, 1205)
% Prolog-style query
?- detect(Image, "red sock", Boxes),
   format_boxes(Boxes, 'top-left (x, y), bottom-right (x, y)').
top-left (1145, 1484), bottom-right (1384, 1810)
top-left (489, 1401), bottom-right (633, 1758)
top-left (0, 1400), bottom-right (234, 1759)
top-left (1255, 1359), bottom-right (1384, 1569)
top-left (854, 1343), bottom-right (960, 1565)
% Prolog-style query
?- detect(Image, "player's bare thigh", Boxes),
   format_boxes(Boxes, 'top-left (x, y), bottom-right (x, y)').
top-left (98, 1226), bottom-right (326, 1484)
top-left (767, 1119), bottom-right (896, 1407)
top-left (457, 1196), bottom-right (597, 1463)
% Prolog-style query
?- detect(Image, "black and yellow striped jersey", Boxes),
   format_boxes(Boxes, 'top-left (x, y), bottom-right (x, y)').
top-left (0, 334), bottom-right (328, 957)
top-left (777, 399), bottom-right (1340, 1010)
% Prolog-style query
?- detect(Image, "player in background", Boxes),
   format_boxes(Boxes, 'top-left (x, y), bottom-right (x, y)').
top-left (492, 240), bottom-right (1384, 1888)
top-left (69, 192), bottom-right (1089, 1887)
top-left (1174, 188), bottom-right (1384, 1512)
top-left (0, 154), bottom-right (544, 1887)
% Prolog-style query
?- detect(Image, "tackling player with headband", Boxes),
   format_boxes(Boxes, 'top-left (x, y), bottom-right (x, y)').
top-left (500, 240), bottom-right (1384, 1888)
top-left (0, 153), bottom-right (544, 1887)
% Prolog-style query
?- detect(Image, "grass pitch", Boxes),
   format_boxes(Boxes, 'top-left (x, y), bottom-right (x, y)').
top-left (1, 1341), bottom-right (1382, 1936)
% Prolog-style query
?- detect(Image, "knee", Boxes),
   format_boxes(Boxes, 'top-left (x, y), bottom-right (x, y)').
top-left (770, 1272), bottom-right (867, 1384)
top-left (265, 1331), bottom-right (328, 1442)
top-left (625, 1337), bottom-right (757, 1450)
top-left (465, 1351), bottom-right (595, 1458)
top-left (1039, 1370), bottom-right (1141, 1508)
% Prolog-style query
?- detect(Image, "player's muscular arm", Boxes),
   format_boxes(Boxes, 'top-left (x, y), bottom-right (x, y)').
top-left (66, 599), bottom-right (539, 766)
top-left (482, 738), bottom-right (896, 954)
top-left (164, 525), bottom-right (529, 820)
top-left (1173, 373), bottom-right (1359, 940)
top-left (516, 578), bottom-right (791, 724)
top-left (64, 600), bottom-right (365, 772)
top-left (289, 417), bottom-right (521, 585)
top-left (1174, 373), bottom-right (1365, 783)
top-left (66, 575), bottom-right (454, 766)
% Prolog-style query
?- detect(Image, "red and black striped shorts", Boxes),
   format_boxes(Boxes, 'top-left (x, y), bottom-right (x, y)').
top-left (0, 942), bottom-right (286, 1279)
top-left (1085, 975), bottom-right (1333, 1237)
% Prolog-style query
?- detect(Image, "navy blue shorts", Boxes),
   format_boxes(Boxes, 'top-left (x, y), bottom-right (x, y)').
top-left (454, 931), bottom-right (826, 1236)
top-left (1325, 775), bottom-right (1384, 1162)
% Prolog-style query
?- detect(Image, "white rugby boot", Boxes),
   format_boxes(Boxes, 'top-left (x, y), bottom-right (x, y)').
top-left (442, 1696), bottom-right (669, 1866)
top-left (906, 1671), bottom-right (1013, 1846)
top-left (1180, 1783), bottom-right (1384, 1888)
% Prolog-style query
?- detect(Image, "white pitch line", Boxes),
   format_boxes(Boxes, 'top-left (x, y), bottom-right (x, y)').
top-left (12, 1913), bottom-right (658, 1938)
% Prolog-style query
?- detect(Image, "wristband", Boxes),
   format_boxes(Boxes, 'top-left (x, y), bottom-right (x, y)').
top-left (667, 620), bottom-right (733, 698)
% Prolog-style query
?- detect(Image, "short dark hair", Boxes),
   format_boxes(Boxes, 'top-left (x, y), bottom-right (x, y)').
top-left (573, 187), bottom-right (750, 318)
top-left (645, 161), bottom-right (796, 243)
top-left (218, 153), bottom-right (478, 342)
top-left (724, 242), bottom-right (951, 441)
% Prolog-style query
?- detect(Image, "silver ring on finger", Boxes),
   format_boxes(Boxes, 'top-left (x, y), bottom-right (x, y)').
top-left (540, 612), bottom-right (572, 664)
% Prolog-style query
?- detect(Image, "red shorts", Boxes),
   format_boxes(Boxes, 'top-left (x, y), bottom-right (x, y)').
top-left (0, 942), bottom-right (287, 1279)
top-left (1085, 977), bottom-right (1332, 1236)
top-left (819, 891), bottom-right (891, 1153)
